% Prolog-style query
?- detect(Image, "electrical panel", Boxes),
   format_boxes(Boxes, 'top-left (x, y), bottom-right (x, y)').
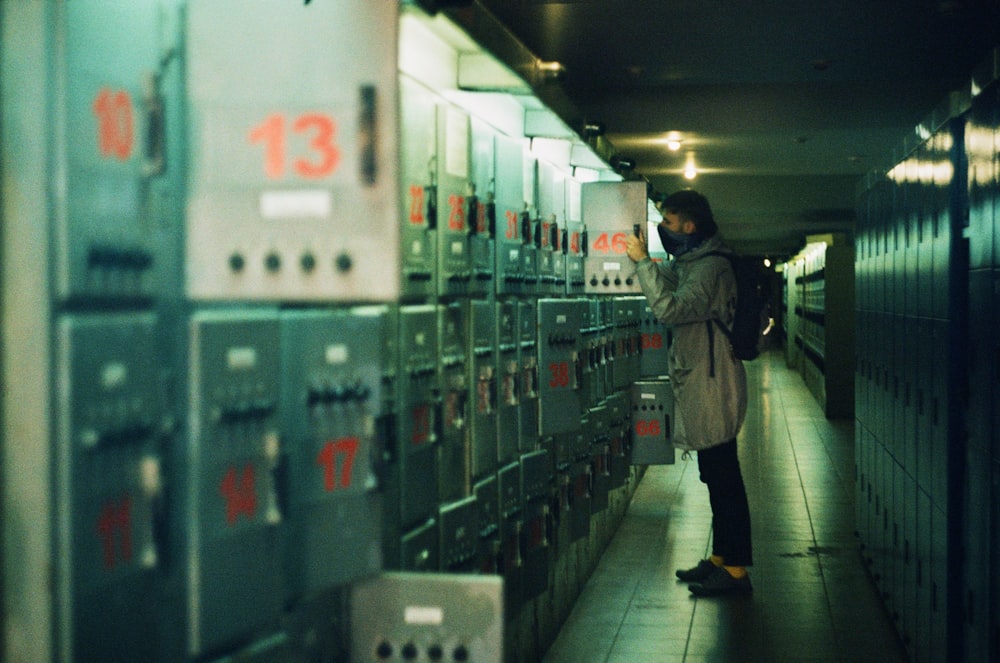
top-left (640, 304), bottom-right (671, 377)
top-left (472, 474), bottom-right (500, 574)
top-left (399, 74), bottom-right (439, 300)
top-left (55, 313), bottom-right (167, 663)
top-left (185, 309), bottom-right (285, 657)
top-left (400, 518), bottom-right (439, 573)
top-left (57, 2), bottom-right (175, 304)
top-left (398, 305), bottom-right (440, 528)
top-left (494, 134), bottom-right (527, 295)
top-left (469, 117), bottom-right (497, 296)
top-left (612, 296), bottom-right (644, 389)
top-left (351, 573), bottom-right (504, 663)
top-left (438, 495), bottom-right (479, 572)
top-left (497, 460), bottom-right (523, 618)
top-left (536, 160), bottom-right (563, 296)
top-left (436, 103), bottom-right (473, 297)
top-left (630, 380), bottom-right (675, 465)
top-left (537, 299), bottom-right (583, 436)
top-left (469, 300), bottom-right (498, 480)
top-left (185, 0), bottom-right (400, 302)
top-left (564, 220), bottom-right (587, 296)
top-left (582, 181), bottom-right (646, 294)
top-left (518, 300), bottom-right (540, 452)
top-left (278, 308), bottom-right (383, 598)
top-left (437, 302), bottom-right (468, 502)
top-left (496, 300), bottom-right (520, 464)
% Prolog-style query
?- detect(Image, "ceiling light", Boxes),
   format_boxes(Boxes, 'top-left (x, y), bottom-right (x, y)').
top-left (667, 140), bottom-right (682, 151)
top-left (684, 164), bottom-right (697, 180)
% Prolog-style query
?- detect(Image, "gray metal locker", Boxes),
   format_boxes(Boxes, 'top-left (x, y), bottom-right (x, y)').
top-left (57, 1), bottom-right (176, 305)
top-left (582, 181), bottom-right (644, 295)
top-left (398, 305), bottom-right (440, 528)
top-left (518, 300), bottom-right (540, 453)
top-left (185, 0), bottom-right (400, 303)
top-left (185, 309), bottom-right (285, 658)
top-left (435, 103), bottom-right (473, 298)
top-left (468, 117), bottom-right (496, 296)
top-left (494, 134), bottom-right (527, 295)
top-left (438, 302), bottom-right (468, 503)
top-left (630, 379), bottom-right (675, 465)
top-left (497, 300), bottom-right (520, 464)
top-left (399, 74), bottom-right (439, 300)
top-left (537, 299), bottom-right (583, 436)
top-left (56, 313), bottom-right (168, 663)
top-left (469, 300), bottom-right (498, 480)
top-left (278, 308), bottom-right (383, 599)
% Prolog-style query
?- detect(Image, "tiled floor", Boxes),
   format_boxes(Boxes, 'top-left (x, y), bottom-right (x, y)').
top-left (542, 351), bottom-right (911, 663)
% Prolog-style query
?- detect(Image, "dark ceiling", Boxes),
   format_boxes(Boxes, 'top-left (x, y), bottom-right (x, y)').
top-left (473, 0), bottom-right (1000, 258)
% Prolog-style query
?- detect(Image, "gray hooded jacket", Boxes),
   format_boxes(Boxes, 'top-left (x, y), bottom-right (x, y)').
top-left (635, 234), bottom-right (748, 451)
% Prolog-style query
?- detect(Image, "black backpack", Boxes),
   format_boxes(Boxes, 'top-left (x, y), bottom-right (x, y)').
top-left (706, 251), bottom-right (772, 361)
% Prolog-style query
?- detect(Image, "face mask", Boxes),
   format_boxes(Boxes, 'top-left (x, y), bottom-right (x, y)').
top-left (657, 225), bottom-right (706, 256)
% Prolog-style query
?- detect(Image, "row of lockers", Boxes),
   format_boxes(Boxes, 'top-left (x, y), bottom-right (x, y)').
top-left (2, 2), bottom-right (673, 662)
top-left (45, 0), bottom-right (648, 309)
top-left (854, 50), bottom-right (999, 663)
top-left (55, 296), bottom-right (675, 662)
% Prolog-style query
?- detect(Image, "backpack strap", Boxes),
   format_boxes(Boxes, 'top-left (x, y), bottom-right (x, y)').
top-left (701, 250), bottom-right (735, 358)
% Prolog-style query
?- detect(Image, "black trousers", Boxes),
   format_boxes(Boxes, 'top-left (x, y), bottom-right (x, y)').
top-left (698, 438), bottom-right (753, 566)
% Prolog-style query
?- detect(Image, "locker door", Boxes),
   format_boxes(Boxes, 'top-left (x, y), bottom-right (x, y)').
top-left (58, 1), bottom-right (176, 304)
top-left (399, 74), bottom-right (439, 299)
top-left (186, 0), bottom-right (400, 302)
top-left (279, 308), bottom-right (383, 598)
top-left (469, 301), bottom-right (498, 481)
top-left (494, 134), bottom-right (527, 295)
top-left (438, 302), bottom-right (468, 503)
top-left (582, 181), bottom-right (645, 295)
top-left (56, 314), bottom-right (168, 663)
top-left (186, 310), bottom-right (285, 658)
top-left (398, 306), bottom-right (440, 528)
top-left (518, 300), bottom-right (540, 452)
top-left (435, 103), bottom-right (473, 298)
top-left (468, 117), bottom-right (496, 296)
top-left (497, 300), bottom-right (520, 465)
top-left (537, 299), bottom-right (583, 436)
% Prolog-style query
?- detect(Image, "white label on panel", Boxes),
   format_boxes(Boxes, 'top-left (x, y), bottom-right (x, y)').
top-left (404, 605), bottom-right (444, 626)
top-left (260, 190), bottom-right (332, 219)
top-left (641, 393), bottom-right (656, 400)
top-left (556, 315), bottom-right (566, 324)
top-left (227, 347), bottom-right (258, 370)
top-left (603, 262), bottom-right (622, 271)
top-left (101, 362), bottom-right (128, 390)
top-left (325, 344), bottom-right (349, 365)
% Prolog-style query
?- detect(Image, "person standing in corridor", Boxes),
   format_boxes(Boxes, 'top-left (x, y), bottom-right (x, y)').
top-left (625, 189), bottom-right (753, 596)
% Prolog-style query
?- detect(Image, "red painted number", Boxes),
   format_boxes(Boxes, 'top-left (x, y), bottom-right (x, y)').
top-left (635, 419), bottom-right (662, 436)
top-left (409, 184), bottom-right (425, 224)
top-left (316, 437), bottom-right (359, 491)
top-left (220, 464), bottom-right (257, 525)
top-left (96, 495), bottom-right (133, 570)
top-left (591, 232), bottom-right (627, 254)
top-left (505, 210), bottom-right (519, 240)
top-left (641, 333), bottom-right (663, 349)
top-left (447, 194), bottom-right (465, 231)
top-left (570, 231), bottom-right (581, 255)
top-left (249, 112), bottom-right (340, 180)
top-left (93, 87), bottom-right (134, 160)
top-left (548, 361), bottom-right (570, 388)
top-left (411, 404), bottom-right (431, 445)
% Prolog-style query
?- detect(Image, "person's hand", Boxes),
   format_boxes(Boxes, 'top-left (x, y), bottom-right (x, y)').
top-left (626, 228), bottom-right (649, 262)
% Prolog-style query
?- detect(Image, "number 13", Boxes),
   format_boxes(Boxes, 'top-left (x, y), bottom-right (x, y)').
top-left (249, 112), bottom-right (340, 180)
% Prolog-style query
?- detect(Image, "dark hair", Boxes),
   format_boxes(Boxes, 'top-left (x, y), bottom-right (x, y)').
top-left (660, 190), bottom-right (718, 237)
